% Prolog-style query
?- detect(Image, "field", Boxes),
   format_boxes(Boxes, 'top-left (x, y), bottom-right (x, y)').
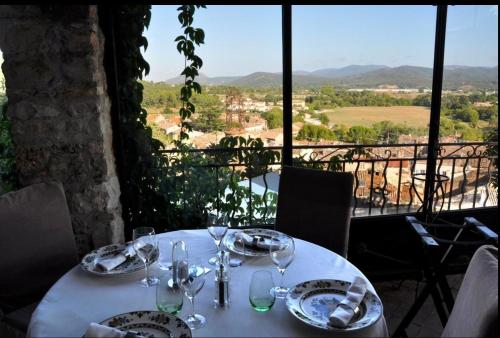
top-left (323, 106), bottom-right (431, 128)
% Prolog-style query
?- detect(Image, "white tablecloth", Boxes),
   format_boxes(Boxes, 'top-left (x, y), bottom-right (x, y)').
top-left (28, 229), bottom-right (388, 337)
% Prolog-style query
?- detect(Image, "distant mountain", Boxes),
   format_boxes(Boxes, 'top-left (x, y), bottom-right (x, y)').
top-left (165, 73), bottom-right (240, 85)
top-left (164, 65), bottom-right (498, 90)
top-left (334, 65), bottom-right (434, 88)
top-left (310, 65), bottom-right (389, 78)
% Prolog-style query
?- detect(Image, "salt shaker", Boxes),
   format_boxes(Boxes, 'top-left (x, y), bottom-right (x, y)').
top-left (214, 250), bottom-right (230, 307)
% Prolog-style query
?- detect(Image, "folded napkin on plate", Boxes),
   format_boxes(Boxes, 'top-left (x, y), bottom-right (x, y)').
top-left (84, 322), bottom-right (144, 338)
top-left (95, 246), bottom-right (135, 272)
top-left (328, 276), bottom-right (367, 327)
top-left (239, 233), bottom-right (273, 250)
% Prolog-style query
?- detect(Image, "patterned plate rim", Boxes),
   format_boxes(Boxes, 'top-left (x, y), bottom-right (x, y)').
top-left (285, 279), bottom-right (383, 332)
top-left (80, 242), bottom-right (159, 276)
top-left (97, 310), bottom-right (191, 338)
top-left (223, 228), bottom-right (285, 257)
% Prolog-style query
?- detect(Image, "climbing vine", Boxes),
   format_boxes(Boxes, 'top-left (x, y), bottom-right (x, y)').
top-left (175, 5), bottom-right (206, 140)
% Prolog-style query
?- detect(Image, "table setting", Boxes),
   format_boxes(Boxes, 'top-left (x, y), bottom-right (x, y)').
top-left (28, 214), bottom-right (388, 338)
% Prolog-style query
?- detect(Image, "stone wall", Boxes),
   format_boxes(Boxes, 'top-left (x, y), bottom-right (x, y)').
top-left (0, 5), bottom-right (124, 254)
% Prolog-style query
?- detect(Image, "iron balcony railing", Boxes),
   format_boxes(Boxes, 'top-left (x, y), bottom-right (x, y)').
top-left (159, 141), bottom-right (497, 226)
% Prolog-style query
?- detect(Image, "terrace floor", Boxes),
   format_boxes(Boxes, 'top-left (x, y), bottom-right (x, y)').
top-left (374, 274), bottom-right (464, 337)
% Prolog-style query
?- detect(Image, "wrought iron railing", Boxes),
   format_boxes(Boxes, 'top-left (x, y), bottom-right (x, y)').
top-left (158, 141), bottom-right (497, 226)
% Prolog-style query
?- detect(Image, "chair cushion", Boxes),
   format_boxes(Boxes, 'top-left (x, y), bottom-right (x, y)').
top-left (442, 245), bottom-right (498, 338)
top-left (0, 181), bottom-right (78, 312)
top-left (4, 302), bottom-right (38, 332)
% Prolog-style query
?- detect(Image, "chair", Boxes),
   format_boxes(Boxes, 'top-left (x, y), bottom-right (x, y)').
top-left (0, 181), bottom-right (78, 333)
top-left (275, 166), bottom-right (354, 257)
top-left (441, 245), bottom-right (498, 338)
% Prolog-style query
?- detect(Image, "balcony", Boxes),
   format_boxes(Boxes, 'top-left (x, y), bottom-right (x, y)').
top-left (158, 141), bottom-right (497, 227)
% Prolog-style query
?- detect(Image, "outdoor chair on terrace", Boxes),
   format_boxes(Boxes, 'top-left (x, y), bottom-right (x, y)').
top-left (0, 181), bottom-right (78, 334)
top-left (275, 166), bottom-right (354, 257)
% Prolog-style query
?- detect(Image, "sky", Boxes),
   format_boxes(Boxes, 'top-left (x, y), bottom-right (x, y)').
top-left (141, 5), bottom-right (498, 81)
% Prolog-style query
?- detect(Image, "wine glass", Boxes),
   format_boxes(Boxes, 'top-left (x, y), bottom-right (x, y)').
top-left (132, 227), bottom-right (159, 287)
top-left (179, 257), bottom-right (207, 330)
top-left (207, 212), bottom-right (229, 265)
top-left (269, 234), bottom-right (295, 298)
top-left (229, 231), bottom-right (245, 267)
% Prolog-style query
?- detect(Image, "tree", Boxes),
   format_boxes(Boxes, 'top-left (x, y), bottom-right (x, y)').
top-left (413, 94), bottom-right (431, 107)
top-left (347, 125), bottom-right (377, 144)
top-left (296, 124), bottom-right (336, 141)
top-left (192, 106), bottom-right (225, 132)
top-left (318, 113), bottom-right (330, 125)
top-left (452, 107), bottom-right (479, 126)
top-left (262, 107), bottom-right (283, 129)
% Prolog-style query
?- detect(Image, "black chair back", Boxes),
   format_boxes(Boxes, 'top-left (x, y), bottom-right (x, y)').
top-left (275, 166), bottom-right (354, 257)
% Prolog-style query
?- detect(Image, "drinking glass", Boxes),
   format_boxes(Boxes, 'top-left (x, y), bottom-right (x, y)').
top-left (180, 257), bottom-right (207, 330)
top-left (156, 271), bottom-right (183, 314)
top-left (171, 240), bottom-right (188, 287)
top-left (269, 234), bottom-right (295, 298)
top-left (158, 237), bottom-right (176, 271)
top-left (229, 231), bottom-right (245, 267)
top-left (132, 227), bottom-right (159, 287)
top-left (207, 212), bottom-right (229, 265)
top-left (249, 270), bottom-right (275, 312)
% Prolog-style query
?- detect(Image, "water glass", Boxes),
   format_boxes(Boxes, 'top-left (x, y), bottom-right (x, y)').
top-left (249, 270), bottom-right (275, 312)
top-left (156, 271), bottom-right (183, 315)
top-left (132, 227), bottom-right (159, 287)
top-left (158, 237), bottom-right (181, 271)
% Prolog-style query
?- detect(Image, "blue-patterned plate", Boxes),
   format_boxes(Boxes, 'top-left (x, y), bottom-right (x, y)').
top-left (285, 279), bottom-right (383, 332)
top-left (80, 242), bottom-right (159, 276)
top-left (99, 310), bottom-right (191, 338)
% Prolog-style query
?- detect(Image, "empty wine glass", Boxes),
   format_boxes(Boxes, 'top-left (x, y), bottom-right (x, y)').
top-left (132, 227), bottom-right (159, 287)
top-left (207, 212), bottom-right (229, 265)
top-left (229, 231), bottom-right (245, 267)
top-left (180, 257), bottom-right (207, 330)
top-left (269, 234), bottom-right (295, 298)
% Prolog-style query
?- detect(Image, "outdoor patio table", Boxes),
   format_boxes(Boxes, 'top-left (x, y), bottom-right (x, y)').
top-left (28, 229), bottom-right (388, 337)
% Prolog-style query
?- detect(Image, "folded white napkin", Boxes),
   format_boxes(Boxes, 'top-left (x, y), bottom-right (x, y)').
top-left (239, 233), bottom-right (273, 250)
top-left (329, 276), bottom-right (367, 327)
top-left (84, 322), bottom-right (144, 338)
top-left (95, 246), bottom-right (135, 272)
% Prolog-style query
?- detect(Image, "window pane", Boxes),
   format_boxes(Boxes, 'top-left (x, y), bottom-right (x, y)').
top-left (142, 5), bottom-right (282, 226)
top-left (439, 5), bottom-right (498, 211)
top-left (292, 5), bottom-right (436, 216)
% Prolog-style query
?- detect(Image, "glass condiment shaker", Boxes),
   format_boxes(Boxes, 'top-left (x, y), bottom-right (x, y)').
top-left (214, 250), bottom-right (230, 307)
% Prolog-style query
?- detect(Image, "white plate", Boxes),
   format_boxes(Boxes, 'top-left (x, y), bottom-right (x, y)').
top-left (99, 310), bottom-right (191, 338)
top-left (223, 228), bottom-right (284, 257)
top-left (80, 242), bottom-right (159, 276)
top-left (285, 279), bottom-right (383, 332)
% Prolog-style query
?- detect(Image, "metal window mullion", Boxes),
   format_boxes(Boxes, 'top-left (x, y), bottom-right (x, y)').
top-left (423, 5), bottom-right (447, 218)
top-left (282, 5), bottom-right (293, 167)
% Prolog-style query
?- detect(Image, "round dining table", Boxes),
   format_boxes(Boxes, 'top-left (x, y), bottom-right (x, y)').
top-left (28, 229), bottom-right (388, 337)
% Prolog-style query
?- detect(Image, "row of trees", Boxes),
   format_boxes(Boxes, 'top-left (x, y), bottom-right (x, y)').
top-left (296, 120), bottom-right (428, 144)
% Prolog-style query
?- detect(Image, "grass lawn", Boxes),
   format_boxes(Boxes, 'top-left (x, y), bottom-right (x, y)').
top-left (323, 106), bottom-right (431, 128)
